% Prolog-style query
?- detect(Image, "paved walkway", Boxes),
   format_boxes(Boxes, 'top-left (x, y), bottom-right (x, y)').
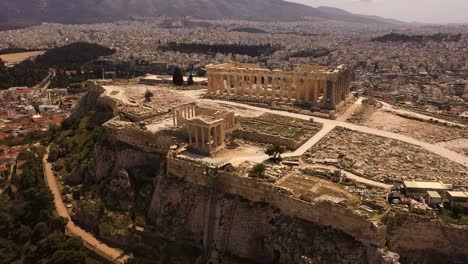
top-left (301, 163), bottom-right (392, 189)
top-left (43, 147), bottom-right (129, 264)
top-left (194, 96), bottom-right (468, 168)
top-left (336, 97), bottom-right (363, 122)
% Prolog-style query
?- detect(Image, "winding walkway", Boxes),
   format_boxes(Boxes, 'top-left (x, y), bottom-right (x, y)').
top-left (43, 147), bottom-right (129, 264)
top-left (380, 101), bottom-right (465, 128)
top-left (201, 98), bottom-right (468, 168)
top-left (301, 163), bottom-right (392, 189)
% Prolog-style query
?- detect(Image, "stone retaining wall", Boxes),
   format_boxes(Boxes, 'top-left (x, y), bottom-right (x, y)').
top-left (166, 155), bottom-right (386, 246)
top-left (233, 129), bottom-right (304, 150)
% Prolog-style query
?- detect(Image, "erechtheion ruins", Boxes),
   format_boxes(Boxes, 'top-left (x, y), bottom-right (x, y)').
top-left (173, 103), bottom-right (241, 154)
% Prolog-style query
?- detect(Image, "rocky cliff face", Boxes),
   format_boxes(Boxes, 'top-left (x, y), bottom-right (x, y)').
top-left (70, 81), bottom-right (115, 125)
top-left (385, 212), bottom-right (468, 264)
top-left (148, 175), bottom-right (371, 264)
top-left (66, 84), bottom-right (467, 263)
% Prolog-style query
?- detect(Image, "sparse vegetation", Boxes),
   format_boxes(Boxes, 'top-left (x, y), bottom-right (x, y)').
top-left (161, 42), bottom-right (280, 57)
top-left (287, 48), bottom-right (334, 59)
top-left (265, 145), bottom-right (285, 162)
top-left (439, 206), bottom-right (468, 226)
top-left (252, 163), bottom-right (266, 177)
top-left (240, 113), bottom-right (322, 141)
top-left (371, 33), bottom-right (462, 43)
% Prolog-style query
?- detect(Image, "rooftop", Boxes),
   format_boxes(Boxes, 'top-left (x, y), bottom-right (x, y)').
top-left (427, 191), bottom-right (442, 198)
top-left (403, 181), bottom-right (448, 190)
top-left (447, 191), bottom-right (468, 198)
top-left (206, 61), bottom-right (349, 75)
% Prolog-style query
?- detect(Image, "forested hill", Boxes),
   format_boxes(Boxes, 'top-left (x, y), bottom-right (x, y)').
top-left (35, 42), bottom-right (115, 69)
top-left (0, 42), bottom-right (115, 89)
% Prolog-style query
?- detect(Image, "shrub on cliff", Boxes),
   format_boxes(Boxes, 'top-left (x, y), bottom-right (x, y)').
top-left (252, 163), bottom-right (266, 177)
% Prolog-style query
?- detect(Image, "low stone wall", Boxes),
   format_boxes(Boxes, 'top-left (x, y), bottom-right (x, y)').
top-left (166, 156), bottom-right (386, 246)
top-left (233, 129), bottom-right (304, 150)
top-left (104, 119), bottom-right (174, 154)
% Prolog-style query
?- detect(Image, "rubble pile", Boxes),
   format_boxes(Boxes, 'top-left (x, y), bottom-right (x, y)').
top-left (305, 127), bottom-right (467, 185)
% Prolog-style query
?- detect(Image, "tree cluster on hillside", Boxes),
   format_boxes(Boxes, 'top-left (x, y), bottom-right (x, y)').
top-left (161, 42), bottom-right (281, 57)
top-left (371, 33), bottom-right (462, 43)
top-left (35, 42), bottom-right (115, 69)
top-left (287, 48), bottom-right (334, 59)
top-left (172, 67), bottom-right (184, 86)
top-left (0, 59), bottom-right (49, 89)
top-left (0, 147), bottom-right (95, 263)
top-left (0, 47), bottom-right (36, 55)
top-left (229, 27), bottom-right (268, 34)
top-left (0, 42), bottom-right (115, 90)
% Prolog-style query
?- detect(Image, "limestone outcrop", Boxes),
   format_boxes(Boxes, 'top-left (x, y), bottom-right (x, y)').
top-left (63, 82), bottom-right (467, 264)
top-left (385, 212), bottom-right (468, 264)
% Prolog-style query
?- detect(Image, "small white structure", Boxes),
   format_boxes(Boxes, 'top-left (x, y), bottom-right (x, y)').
top-left (426, 191), bottom-right (442, 206)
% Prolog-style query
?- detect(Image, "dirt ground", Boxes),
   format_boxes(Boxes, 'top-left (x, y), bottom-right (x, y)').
top-left (304, 127), bottom-right (467, 185)
top-left (349, 101), bottom-right (466, 153)
top-left (0, 50), bottom-right (46, 64)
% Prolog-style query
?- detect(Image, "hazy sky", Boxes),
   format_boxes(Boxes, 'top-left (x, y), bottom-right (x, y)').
top-left (289, 0), bottom-right (468, 24)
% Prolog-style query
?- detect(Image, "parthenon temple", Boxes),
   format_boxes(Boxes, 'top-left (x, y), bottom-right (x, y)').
top-left (173, 103), bottom-right (241, 155)
top-left (206, 61), bottom-right (354, 109)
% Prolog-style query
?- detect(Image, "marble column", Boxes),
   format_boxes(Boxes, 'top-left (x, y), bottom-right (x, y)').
top-left (312, 80), bottom-right (319, 103)
top-left (272, 76), bottom-right (278, 99)
top-left (279, 77), bottom-right (285, 101)
top-left (201, 127), bottom-right (205, 149)
top-left (321, 80), bottom-right (327, 105)
top-left (256, 75), bottom-right (261, 98)
top-left (295, 79), bottom-right (301, 101)
top-left (248, 76), bottom-right (254, 97)
top-left (304, 79), bottom-right (310, 102)
top-left (194, 126), bottom-right (199, 147)
top-left (263, 76), bottom-right (268, 98)
top-left (188, 124), bottom-right (192, 144)
top-left (240, 76), bottom-right (246, 96)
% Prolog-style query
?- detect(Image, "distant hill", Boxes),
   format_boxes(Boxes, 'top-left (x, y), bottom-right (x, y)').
top-left (0, 0), bottom-right (402, 29)
top-left (316, 6), bottom-right (406, 25)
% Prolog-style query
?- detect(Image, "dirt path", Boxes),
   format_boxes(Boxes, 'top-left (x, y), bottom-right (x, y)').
top-left (185, 93), bottom-right (468, 168)
top-left (336, 97), bottom-right (363, 122)
top-left (380, 101), bottom-right (465, 128)
top-left (42, 147), bottom-right (129, 264)
top-left (300, 163), bottom-right (392, 189)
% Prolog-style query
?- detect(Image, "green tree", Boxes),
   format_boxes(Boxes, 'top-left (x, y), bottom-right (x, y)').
top-left (265, 145), bottom-right (285, 162)
top-left (49, 250), bottom-right (86, 264)
top-left (252, 163), bottom-right (266, 177)
top-left (144, 89), bottom-right (154, 102)
top-left (15, 225), bottom-right (32, 244)
top-left (0, 210), bottom-right (13, 233)
top-left (32, 222), bottom-right (49, 242)
top-left (172, 67), bottom-right (184, 86)
top-left (452, 205), bottom-right (464, 218)
top-left (50, 217), bottom-right (68, 233)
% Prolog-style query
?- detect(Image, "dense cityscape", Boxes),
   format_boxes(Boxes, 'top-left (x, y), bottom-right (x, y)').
top-left (0, 2), bottom-right (467, 264)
